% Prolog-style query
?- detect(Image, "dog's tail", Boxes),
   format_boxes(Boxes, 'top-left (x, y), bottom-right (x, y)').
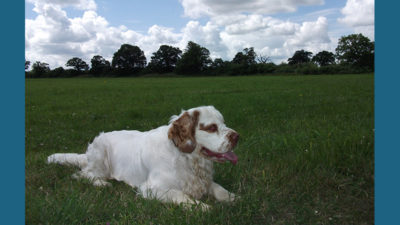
top-left (47, 153), bottom-right (88, 168)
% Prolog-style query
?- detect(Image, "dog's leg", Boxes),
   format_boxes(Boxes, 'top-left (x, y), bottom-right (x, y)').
top-left (209, 182), bottom-right (236, 202)
top-left (72, 170), bottom-right (111, 186)
top-left (71, 137), bottom-right (113, 186)
top-left (139, 183), bottom-right (210, 211)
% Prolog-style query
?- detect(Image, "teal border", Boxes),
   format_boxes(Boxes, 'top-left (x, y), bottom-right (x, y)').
top-left (375, 1), bottom-right (399, 224)
top-left (0, 1), bottom-right (24, 223)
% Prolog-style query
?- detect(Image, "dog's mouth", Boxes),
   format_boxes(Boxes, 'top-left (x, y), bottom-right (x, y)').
top-left (200, 147), bottom-right (238, 165)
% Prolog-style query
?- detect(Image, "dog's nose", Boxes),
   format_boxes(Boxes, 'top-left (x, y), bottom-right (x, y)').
top-left (229, 132), bottom-right (239, 146)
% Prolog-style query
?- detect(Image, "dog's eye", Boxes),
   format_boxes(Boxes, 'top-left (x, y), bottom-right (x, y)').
top-left (200, 123), bottom-right (218, 133)
top-left (207, 124), bottom-right (218, 132)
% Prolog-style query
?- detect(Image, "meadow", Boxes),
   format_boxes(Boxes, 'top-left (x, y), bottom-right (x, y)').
top-left (26, 74), bottom-right (374, 224)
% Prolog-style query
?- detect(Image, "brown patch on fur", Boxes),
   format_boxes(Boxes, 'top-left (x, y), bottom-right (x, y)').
top-left (168, 110), bottom-right (200, 153)
top-left (199, 123), bottom-right (218, 133)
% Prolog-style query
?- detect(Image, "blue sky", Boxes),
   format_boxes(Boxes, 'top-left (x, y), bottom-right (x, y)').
top-left (25, 0), bottom-right (374, 69)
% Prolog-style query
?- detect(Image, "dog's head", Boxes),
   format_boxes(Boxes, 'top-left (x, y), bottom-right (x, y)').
top-left (168, 106), bottom-right (239, 165)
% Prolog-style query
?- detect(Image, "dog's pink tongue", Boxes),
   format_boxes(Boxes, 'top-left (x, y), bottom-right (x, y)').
top-left (222, 151), bottom-right (238, 165)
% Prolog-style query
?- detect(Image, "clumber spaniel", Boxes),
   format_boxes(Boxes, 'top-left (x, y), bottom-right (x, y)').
top-left (48, 106), bottom-right (239, 210)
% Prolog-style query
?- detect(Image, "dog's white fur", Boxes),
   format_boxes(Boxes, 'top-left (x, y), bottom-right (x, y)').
top-left (47, 106), bottom-right (239, 210)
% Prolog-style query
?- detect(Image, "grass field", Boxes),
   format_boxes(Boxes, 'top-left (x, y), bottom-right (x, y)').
top-left (26, 74), bottom-right (374, 224)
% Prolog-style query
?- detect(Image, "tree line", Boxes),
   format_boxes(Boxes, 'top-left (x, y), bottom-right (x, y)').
top-left (25, 33), bottom-right (374, 78)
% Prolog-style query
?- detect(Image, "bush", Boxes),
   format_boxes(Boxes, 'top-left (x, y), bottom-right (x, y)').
top-left (47, 67), bottom-right (65, 78)
top-left (226, 63), bottom-right (247, 76)
top-left (296, 63), bottom-right (319, 75)
top-left (256, 63), bottom-right (277, 74)
top-left (64, 69), bottom-right (80, 77)
top-left (317, 64), bottom-right (370, 74)
top-left (275, 63), bottom-right (296, 74)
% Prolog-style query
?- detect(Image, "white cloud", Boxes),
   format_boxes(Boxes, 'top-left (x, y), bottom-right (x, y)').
top-left (26, 0), bottom-right (342, 68)
top-left (217, 15), bottom-right (334, 63)
top-left (134, 25), bottom-right (182, 60)
top-left (338, 0), bottom-right (374, 40)
top-left (25, 5), bottom-right (182, 68)
top-left (224, 14), bottom-right (269, 35)
top-left (284, 17), bottom-right (330, 47)
top-left (179, 21), bottom-right (228, 59)
top-left (179, 0), bottom-right (323, 18)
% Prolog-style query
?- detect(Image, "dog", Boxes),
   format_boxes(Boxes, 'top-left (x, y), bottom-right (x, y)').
top-left (47, 106), bottom-right (239, 210)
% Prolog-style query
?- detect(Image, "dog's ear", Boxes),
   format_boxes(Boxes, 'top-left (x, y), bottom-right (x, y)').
top-left (168, 110), bottom-right (199, 153)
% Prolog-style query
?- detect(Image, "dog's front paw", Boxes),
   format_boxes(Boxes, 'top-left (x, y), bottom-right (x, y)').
top-left (228, 192), bottom-right (239, 202)
top-left (93, 179), bottom-right (111, 187)
top-left (182, 200), bottom-right (211, 212)
top-left (198, 202), bottom-right (211, 211)
top-left (231, 193), bottom-right (240, 202)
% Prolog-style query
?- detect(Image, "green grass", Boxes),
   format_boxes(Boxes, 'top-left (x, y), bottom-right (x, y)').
top-left (26, 74), bottom-right (374, 224)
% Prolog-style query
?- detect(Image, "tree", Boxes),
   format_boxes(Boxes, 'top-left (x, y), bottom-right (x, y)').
top-left (209, 58), bottom-right (229, 74)
top-left (25, 60), bottom-right (30, 70)
top-left (229, 47), bottom-right (258, 75)
top-left (112, 44), bottom-right (146, 75)
top-left (148, 45), bottom-right (182, 73)
top-left (176, 41), bottom-right (211, 74)
top-left (335, 33), bottom-right (374, 69)
top-left (90, 55), bottom-right (111, 76)
top-left (211, 58), bottom-right (226, 68)
top-left (312, 51), bottom-right (335, 66)
top-left (232, 47), bottom-right (257, 65)
top-left (32, 61), bottom-right (50, 77)
top-left (48, 67), bottom-right (65, 77)
top-left (288, 50), bottom-right (313, 65)
top-left (232, 52), bottom-right (245, 64)
top-left (256, 54), bottom-right (271, 64)
top-left (66, 57), bottom-right (89, 72)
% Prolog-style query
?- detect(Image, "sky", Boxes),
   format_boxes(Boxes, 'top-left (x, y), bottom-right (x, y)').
top-left (25, 0), bottom-right (375, 69)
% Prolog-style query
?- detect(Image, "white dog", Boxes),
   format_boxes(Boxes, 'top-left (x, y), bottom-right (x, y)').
top-left (48, 106), bottom-right (239, 210)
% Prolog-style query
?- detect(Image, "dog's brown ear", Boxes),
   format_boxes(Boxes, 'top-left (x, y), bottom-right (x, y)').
top-left (168, 110), bottom-right (199, 153)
